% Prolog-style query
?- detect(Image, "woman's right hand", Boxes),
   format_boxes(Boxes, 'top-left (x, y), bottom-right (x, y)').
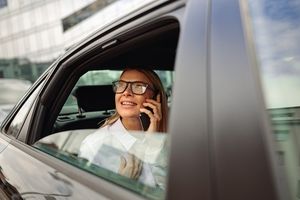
top-left (140, 94), bottom-right (162, 132)
top-left (119, 153), bottom-right (143, 180)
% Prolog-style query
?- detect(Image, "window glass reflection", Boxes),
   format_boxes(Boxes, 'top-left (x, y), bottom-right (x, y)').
top-left (248, 0), bottom-right (300, 108)
top-left (247, 1), bottom-right (300, 199)
top-left (0, 0), bottom-right (158, 84)
top-left (34, 129), bottom-right (168, 200)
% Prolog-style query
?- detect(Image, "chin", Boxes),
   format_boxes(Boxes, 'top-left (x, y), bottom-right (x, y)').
top-left (120, 113), bottom-right (139, 119)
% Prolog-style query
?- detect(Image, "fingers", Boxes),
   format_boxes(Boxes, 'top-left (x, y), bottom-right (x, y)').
top-left (119, 154), bottom-right (143, 180)
top-left (132, 155), bottom-right (143, 179)
top-left (142, 94), bottom-right (162, 119)
top-left (139, 94), bottom-right (162, 132)
top-left (156, 93), bottom-right (161, 103)
top-left (118, 156), bottom-right (127, 175)
top-left (120, 156), bottom-right (126, 169)
top-left (148, 94), bottom-right (161, 107)
top-left (141, 101), bottom-right (162, 121)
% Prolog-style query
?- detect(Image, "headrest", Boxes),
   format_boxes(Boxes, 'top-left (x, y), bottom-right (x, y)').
top-left (72, 85), bottom-right (115, 112)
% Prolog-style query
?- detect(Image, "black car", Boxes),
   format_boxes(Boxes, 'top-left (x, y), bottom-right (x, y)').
top-left (0, 0), bottom-right (299, 199)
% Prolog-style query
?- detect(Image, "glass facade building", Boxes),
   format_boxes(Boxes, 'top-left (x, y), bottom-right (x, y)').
top-left (0, 0), bottom-right (154, 82)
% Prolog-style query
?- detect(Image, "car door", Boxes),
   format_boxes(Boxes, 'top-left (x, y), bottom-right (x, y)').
top-left (0, 66), bottom-right (108, 200)
top-left (206, 0), bottom-right (281, 199)
top-left (169, 0), bottom-right (281, 199)
top-left (0, 1), bottom-right (186, 200)
top-left (208, 0), bottom-right (278, 199)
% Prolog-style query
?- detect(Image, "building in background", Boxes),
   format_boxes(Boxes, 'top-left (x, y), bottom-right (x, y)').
top-left (0, 0), bottom-right (154, 82)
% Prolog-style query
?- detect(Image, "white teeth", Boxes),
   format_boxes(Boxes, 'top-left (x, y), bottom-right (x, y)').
top-left (121, 101), bottom-right (135, 105)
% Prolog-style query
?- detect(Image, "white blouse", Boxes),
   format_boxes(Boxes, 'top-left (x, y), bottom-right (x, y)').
top-left (78, 118), bottom-right (167, 188)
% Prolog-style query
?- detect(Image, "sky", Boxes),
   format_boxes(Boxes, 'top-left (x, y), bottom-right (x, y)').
top-left (248, 0), bottom-right (300, 108)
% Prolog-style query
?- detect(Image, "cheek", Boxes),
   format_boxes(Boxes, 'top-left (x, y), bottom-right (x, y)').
top-left (115, 94), bottom-right (121, 108)
top-left (115, 94), bottom-right (121, 106)
top-left (115, 94), bottom-right (120, 103)
top-left (144, 91), bottom-right (154, 100)
top-left (136, 95), bottom-right (148, 107)
top-left (136, 97), bottom-right (145, 106)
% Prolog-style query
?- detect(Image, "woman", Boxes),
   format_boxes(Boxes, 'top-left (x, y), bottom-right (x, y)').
top-left (79, 68), bottom-right (168, 188)
top-left (103, 68), bottom-right (168, 132)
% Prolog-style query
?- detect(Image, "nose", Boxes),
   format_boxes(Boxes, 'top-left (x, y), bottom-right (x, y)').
top-left (123, 83), bottom-right (133, 96)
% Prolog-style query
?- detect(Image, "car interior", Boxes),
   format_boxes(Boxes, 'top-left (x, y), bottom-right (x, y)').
top-left (48, 19), bottom-right (180, 136)
top-left (54, 84), bottom-right (116, 132)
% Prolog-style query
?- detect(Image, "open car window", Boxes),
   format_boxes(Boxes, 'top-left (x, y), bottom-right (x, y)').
top-left (30, 14), bottom-right (179, 199)
top-left (61, 70), bottom-right (173, 115)
top-left (59, 70), bottom-right (122, 115)
top-left (55, 69), bottom-right (173, 133)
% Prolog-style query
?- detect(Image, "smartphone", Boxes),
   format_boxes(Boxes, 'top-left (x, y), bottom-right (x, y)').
top-left (140, 107), bottom-right (153, 131)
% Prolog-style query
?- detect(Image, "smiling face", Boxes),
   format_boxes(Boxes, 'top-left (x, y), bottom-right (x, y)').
top-left (115, 69), bottom-right (154, 119)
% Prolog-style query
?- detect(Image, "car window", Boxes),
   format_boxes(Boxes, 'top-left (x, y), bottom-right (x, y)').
top-left (35, 68), bottom-right (173, 200)
top-left (34, 129), bottom-right (169, 200)
top-left (246, 1), bottom-right (300, 199)
top-left (0, 79), bottom-right (31, 104)
top-left (6, 81), bottom-right (43, 137)
top-left (0, 79), bottom-right (32, 124)
top-left (60, 70), bottom-right (173, 115)
top-left (60, 70), bottom-right (122, 115)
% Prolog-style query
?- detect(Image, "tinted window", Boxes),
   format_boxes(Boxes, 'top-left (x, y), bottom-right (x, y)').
top-left (6, 81), bottom-right (43, 137)
top-left (247, 1), bottom-right (300, 199)
top-left (0, 79), bottom-right (31, 124)
top-left (0, 79), bottom-right (31, 104)
top-left (34, 130), bottom-right (169, 200)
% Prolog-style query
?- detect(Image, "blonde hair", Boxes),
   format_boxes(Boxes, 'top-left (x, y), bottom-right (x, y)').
top-left (102, 68), bottom-right (168, 132)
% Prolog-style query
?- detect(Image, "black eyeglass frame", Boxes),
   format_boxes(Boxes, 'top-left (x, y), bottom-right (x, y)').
top-left (112, 80), bottom-right (156, 95)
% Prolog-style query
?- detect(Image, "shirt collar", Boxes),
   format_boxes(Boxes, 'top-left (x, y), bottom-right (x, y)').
top-left (109, 118), bottom-right (137, 151)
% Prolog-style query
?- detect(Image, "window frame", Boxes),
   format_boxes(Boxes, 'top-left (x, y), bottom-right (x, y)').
top-left (202, 0), bottom-right (279, 199)
top-left (28, 17), bottom-right (181, 145)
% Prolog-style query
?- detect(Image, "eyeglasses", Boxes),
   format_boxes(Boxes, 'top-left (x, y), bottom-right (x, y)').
top-left (112, 80), bottom-right (155, 95)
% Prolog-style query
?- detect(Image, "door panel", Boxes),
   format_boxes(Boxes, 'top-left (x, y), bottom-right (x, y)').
top-left (0, 136), bottom-right (9, 153)
top-left (0, 140), bottom-right (106, 200)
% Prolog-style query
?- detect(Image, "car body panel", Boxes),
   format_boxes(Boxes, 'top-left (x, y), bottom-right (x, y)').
top-left (209, 0), bottom-right (278, 199)
top-left (0, 135), bottom-right (9, 153)
top-left (0, 140), bottom-right (109, 200)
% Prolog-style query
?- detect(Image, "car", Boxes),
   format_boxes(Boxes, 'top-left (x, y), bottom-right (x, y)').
top-left (0, 0), bottom-right (299, 199)
top-left (0, 79), bottom-right (32, 124)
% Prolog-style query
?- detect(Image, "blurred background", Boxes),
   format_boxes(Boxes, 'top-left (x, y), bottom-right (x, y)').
top-left (0, 0), bottom-right (154, 122)
top-left (0, 0), bottom-right (155, 82)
